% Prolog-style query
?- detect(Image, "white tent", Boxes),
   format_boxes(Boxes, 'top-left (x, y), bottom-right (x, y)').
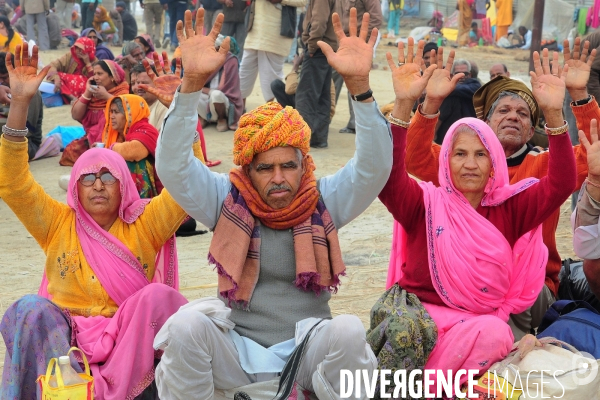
top-left (511, 0), bottom-right (575, 42)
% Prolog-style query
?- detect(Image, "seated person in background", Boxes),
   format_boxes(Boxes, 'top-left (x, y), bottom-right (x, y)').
top-left (518, 26), bottom-right (532, 50)
top-left (71, 59), bottom-right (129, 147)
top-left (47, 37), bottom-right (96, 102)
top-left (135, 34), bottom-right (157, 60)
top-left (377, 39), bottom-right (575, 386)
top-left (92, 6), bottom-right (116, 43)
top-left (572, 119), bottom-right (600, 300)
top-left (468, 21), bottom-right (481, 45)
top-left (0, 44), bottom-right (190, 400)
top-left (110, 7), bottom-right (123, 46)
top-left (271, 53), bottom-right (336, 123)
top-left (434, 58), bottom-right (481, 144)
top-left (82, 27), bottom-right (115, 60)
top-left (196, 34), bottom-right (242, 131)
top-left (117, 41), bottom-right (145, 84)
top-left (0, 51), bottom-right (42, 160)
top-left (116, 1), bottom-right (137, 41)
top-left (398, 38), bottom-right (600, 341)
top-left (0, 15), bottom-right (21, 54)
top-left (489, 62), bottom-right (510, 79)
top-left (102, 94), bottom-right (165, 198)
top-left (130, 62), bottom-right (168, 130)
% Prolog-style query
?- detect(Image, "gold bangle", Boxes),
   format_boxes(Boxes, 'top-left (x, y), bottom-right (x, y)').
top-left (544, 121), bottom-right (569, 136)
top-left (387, 114), bottom-right (410, 129)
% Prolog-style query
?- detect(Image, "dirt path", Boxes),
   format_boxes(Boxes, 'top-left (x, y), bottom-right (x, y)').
top-left (0, 21), bottom-right (577, 376)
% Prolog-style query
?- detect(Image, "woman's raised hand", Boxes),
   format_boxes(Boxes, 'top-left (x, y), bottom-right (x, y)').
top-left (317, 8), bottom-right (377, 95)
top-left (386, 38), bottom-right (437, 104)
top-left (138, 51), bottom-right (182, 108)
top-left (177, 9), bottom-right (230, 93)
top-left (7, 43), bottom-right (50, 101)
top-left (421, 47), bottom-right (463, 113)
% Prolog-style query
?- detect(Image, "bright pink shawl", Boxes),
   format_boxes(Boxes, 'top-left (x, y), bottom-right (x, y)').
top-left (388, 117), bottom-right (547, 322)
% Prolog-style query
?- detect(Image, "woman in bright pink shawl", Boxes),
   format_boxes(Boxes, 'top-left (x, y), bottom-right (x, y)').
top-left (377, 113), bottom-right (576, 387)
top-left (0, 49), bottom-right (190, 399)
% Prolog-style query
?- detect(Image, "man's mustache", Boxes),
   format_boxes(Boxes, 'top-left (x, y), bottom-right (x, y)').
top-left (268, 184), bottom-right (291, 195)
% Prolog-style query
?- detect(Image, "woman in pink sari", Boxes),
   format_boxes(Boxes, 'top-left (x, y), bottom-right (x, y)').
top-left (0, 44), bottom-right (191, 400)
top-left (372, 40), bottom-right (576, 396)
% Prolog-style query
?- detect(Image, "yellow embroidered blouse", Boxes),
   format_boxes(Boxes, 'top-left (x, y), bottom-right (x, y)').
top-left (0, 137), bottom-right (196, 317)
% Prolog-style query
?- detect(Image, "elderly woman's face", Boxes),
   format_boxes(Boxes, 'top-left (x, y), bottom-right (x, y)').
top-left (246, 147), bottom-right (305, 210)
top-left (450, 131), bottom-right (491, 200)
top-left (134, 38), bottom-right (149, 53)
top-left (110, 103), bottom-right (126, 134)
top-left (77, 167), bottom-right (121, 229)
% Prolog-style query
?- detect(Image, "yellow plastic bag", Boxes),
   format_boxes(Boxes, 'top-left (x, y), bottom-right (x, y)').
top-left (37, 347), bottom-right (94, 400)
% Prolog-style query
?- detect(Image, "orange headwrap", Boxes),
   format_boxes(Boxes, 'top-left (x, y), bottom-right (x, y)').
top-left (102, 94), bottom-right (150, 148)
top-left (233, 102), bottom-right (311, 166)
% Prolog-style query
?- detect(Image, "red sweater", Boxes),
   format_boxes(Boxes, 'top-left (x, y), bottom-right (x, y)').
top-left (378, 124), bottom-right (577, 306)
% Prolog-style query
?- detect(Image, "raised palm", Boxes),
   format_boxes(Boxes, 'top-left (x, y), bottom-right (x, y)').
top-left (580, 119), bottom-right (600, 177)
top-left (386, 38), bottom-right (437, 103)
top-left (138, 51), bottom-right (182, 107)
top-left (7, 44), bottom-right (50, 101)
top-left (424, 47), bottom-right (463, 101)
top-left (317, 9), bottom-right (377, 79)
top-left (530, 49), bottom-right (566, 112)
top-left (562, 37), bottom-right (596, 94)
top-left (176, 9), bottom-right (230, 83)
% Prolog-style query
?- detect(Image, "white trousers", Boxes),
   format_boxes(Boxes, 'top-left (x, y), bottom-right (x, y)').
top-left (239, 49), bottom-right (285, 102)
top-left (155, 311), bottom-right (377, 400)
top-left (55, 0), bottom-right (73, 29)
top-left (197, 89), bottom-right (230, 121)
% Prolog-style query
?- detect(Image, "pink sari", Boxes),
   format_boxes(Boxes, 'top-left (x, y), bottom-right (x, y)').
top-left (389, 118), bottom-right (547, 384)
top-left (38, 148), bottom-right (186, 399)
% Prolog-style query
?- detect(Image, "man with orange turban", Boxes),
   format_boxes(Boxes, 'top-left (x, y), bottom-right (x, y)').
top-left (153, 9), bottom-right (392, 400)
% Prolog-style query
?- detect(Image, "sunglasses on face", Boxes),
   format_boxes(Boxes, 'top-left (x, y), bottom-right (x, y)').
top-left (79, 172), bottom-right (117, 187)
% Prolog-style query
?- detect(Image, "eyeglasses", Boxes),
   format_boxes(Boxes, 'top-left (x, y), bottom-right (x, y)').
top-left (78, 172), bottom-right (117, 187)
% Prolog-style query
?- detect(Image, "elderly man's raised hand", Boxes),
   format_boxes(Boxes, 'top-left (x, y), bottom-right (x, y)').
top-left (530, 49), bottom-right (566, 128)
top-left (563, 37), bottom-right (596, 102)
top-left (139, 52), bottom-right (182, 108)
top-left (7, 44), bottom-right (50, 102)
top-left (317, 9), bottom-right (376, 96)
top-left (421, 47), bottom-right (462, 114)
top-left (386, 38), bottom-right (436, 121)
top-left (177, 9), bottom-right (230, 93)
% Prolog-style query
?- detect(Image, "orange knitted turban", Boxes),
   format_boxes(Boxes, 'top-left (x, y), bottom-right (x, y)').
top-left (233, 102), bottom-right (311, 166)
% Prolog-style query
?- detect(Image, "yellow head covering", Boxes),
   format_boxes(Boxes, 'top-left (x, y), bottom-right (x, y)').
top-left (233, 102), bottom-right (311, 166)
top-left (102, 94), bottom-right (150, 148)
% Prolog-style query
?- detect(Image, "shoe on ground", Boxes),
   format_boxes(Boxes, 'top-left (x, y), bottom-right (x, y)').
top-left (339, 126), bottom-right (356, 134)
top-left (155, 39), bottom-right (162, 48)
top-left (310, 142), bottom-right (328, 148)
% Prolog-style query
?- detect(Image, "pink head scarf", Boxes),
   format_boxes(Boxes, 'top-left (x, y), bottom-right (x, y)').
top-left (388, 118), bottom-right (547, 321)
top-left (38, 148), bottom-right (178, 303)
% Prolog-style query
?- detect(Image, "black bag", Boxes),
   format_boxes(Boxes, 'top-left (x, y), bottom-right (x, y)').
top-left (558, 258), bottom-right (600, 312)
top-left (280, 5), bottom-right (297, 38)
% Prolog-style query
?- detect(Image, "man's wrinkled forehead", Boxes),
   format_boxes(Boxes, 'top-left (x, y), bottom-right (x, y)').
top-left (493, 95), bottom-right (532, 118)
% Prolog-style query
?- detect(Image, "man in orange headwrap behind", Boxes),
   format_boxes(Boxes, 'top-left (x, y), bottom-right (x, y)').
top-left (153, 9), bottom-right (392, 400)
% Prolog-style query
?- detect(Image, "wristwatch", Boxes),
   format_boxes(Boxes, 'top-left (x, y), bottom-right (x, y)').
top-left (571, 95), bottom-right (592, 107)
top-left (350, 89), bottom-right (373, 102)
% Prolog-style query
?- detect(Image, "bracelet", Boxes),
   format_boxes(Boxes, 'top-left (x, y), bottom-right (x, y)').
top-left (79, 96), bottom-right (91, 105)
top-left (2, 124), bottom-right (28, 137)
top-left (544, 121), bottom-right (569, 136)
top-left (586, 177), bottom-right (600, 189)
top-left (387, 114), bottom-right (410, 129)
top-left (193, 131), bottom-right (200, 143)
top-left (571, 95), bottom-right (592, 107)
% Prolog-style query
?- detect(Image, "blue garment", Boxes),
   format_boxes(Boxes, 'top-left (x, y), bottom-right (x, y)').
top-left (1, 295), bottom-right (81, 399)
top-left (168, 1), bottom-right (187, 47)
top-left (387, 9), bottom-right (401, 35)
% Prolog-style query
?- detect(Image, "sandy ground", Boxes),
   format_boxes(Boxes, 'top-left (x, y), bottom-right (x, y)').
top-left (0, 16), bottom-right (578, 376)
